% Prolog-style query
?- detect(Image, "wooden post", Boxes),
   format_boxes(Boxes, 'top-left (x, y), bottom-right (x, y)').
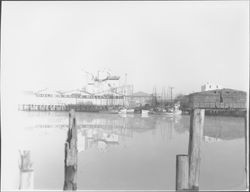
top-left (176, 154), bottom-right (189, 191)
top-left (188, 109), bottom-right (205, 190)
top-left (63, 109), bottom-right (78, 190)
top-left (245, 110), bottom-right (249, 190)
top-left (19, 150), bottom-right (34, 190)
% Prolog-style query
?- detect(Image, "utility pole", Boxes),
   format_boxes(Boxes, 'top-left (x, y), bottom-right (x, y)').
top-left (161, 87), bottom-right (166, 106)
top-left (152, 86), bottom-right (157, 106)
top-left (124, 73), bottom-right (127, 106)
top-left (169, 86), bottom-right (174, 103)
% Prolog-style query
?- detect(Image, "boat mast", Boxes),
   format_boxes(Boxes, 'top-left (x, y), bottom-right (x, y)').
top-left (153, 86), bottom-right (157, 107)
top-left (162, 87), bottom-right (166, 107)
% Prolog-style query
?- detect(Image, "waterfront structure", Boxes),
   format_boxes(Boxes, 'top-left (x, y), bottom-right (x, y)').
top-left (188, 88), bottom-right (246, 109)
top-left (175, 88), bottom-right (247, 190)
top-left (18, 70), bottom-right (146, 111)
top-left (201, 82), bottom-right (222, 92)
top-left (129, 91), bottom-right (152, 106)
top-left (179, 88), bottom-right (247, 116)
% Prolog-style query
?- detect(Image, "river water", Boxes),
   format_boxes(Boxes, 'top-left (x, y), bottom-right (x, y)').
top-left (1, 111), bottom-right (246, 190)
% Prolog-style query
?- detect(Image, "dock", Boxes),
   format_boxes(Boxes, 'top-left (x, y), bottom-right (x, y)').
top-left (18, 104), bottom-right (113, 112)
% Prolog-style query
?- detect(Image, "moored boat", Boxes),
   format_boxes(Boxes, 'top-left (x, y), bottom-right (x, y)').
top-left (141, 110), bottom-right (149, 114)
top-left (165, 102), bottom-right (182, 116)
top-left (165, 109), bottom-right (182, 116)
top-left (100, 109), bottom-right (119, 114)
top-left (141, 109), bottom-right (149, 117)
top-left (118, 109), bottom-right (127, 114)
top-left (118, 108), bottom-right (135, 114)
top-left (127, 109), bottom-right (135, 113)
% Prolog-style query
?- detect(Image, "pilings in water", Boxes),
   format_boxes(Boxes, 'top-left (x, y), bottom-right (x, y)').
top-left (176, 109), bottom-right (204, 191)
top-left (19, 150), bottom-right (34, 190)
top-left (176, 155), bottom-right (189, 191)
top-left (63, 109), bottom-right (78, 190)
top-left (188, 109), bottom-right (204, 190)
top-left (177, 89), bottom-right (247, 191)
top-left (245, 110), bottom-right (249, 189)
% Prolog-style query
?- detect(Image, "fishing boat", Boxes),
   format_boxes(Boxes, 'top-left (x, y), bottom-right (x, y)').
top-left (141, 110), bottom-right (149, 117)
top-left (141, 110), bottom-right (149, 115)
top-left (100, 109), bottom-right (119, 114)
top-left (165, 103), bottom-right (182, 116)
top-left (148, 107), bottom-right (167, 115)
top-left (118, 109), bottom-right (127, 114)
top-left (165, 109), bottom-right (182, 116)
top-left (127, 109), bottom-right (135, 113)
top-left (118, 108), bottom-right (134, 114)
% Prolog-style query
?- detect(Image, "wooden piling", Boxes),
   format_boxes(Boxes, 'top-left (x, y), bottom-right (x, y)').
top-left (176, 154), bottom-right (189, 191)
top-left (188, 109), bottom-right (205, 190)
top-left (245, 110), bottom-right (249, 189)
top-left (63, 109), bottom-right (78, 190)
top-left (19, 150), bottom-right (34, 190)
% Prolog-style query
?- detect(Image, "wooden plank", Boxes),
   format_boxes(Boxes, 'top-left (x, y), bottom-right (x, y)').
top-left (188, 109), bottom-right (205, 190)
top-left (176, 154), bottom-right (189, 191)
top-left (63, 109), bottom-right (78, 190)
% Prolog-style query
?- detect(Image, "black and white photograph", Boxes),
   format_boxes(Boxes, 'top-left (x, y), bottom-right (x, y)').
top-left (1, 0), bottom-right (249, 191)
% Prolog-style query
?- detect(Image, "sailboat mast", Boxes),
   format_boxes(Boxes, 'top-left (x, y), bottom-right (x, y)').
top-left (169, 86), bottom-right (174, 103)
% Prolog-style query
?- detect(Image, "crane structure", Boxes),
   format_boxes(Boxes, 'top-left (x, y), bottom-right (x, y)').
top-left (82, 69), bottom-right (132, 97)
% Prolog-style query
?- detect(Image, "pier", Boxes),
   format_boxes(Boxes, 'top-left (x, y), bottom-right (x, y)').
top-left (18, 104), bottom-right (112, 112)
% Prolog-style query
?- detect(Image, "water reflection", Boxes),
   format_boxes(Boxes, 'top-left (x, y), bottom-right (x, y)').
top-left (12, 112), bottom-right (245, 190)
top-left (78, 128), bottom-right (119, 152)
top-left (24, 113), bottom-right (245, 142)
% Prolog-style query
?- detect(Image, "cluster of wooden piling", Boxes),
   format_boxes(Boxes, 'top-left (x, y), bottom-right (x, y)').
top-left (176, 95), bottom-right (248, 191)
top-left (176, 109), bottom-right (204, 191)
top-left (176, 89), bottom-right (248, 191)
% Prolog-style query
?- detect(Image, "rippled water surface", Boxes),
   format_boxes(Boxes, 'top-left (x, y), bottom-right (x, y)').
top-left (2, 111), bottom-right (246, 190)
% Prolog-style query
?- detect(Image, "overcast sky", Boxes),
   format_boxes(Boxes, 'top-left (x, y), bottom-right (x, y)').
top-left (1, 1), bottom-right (249, 95)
